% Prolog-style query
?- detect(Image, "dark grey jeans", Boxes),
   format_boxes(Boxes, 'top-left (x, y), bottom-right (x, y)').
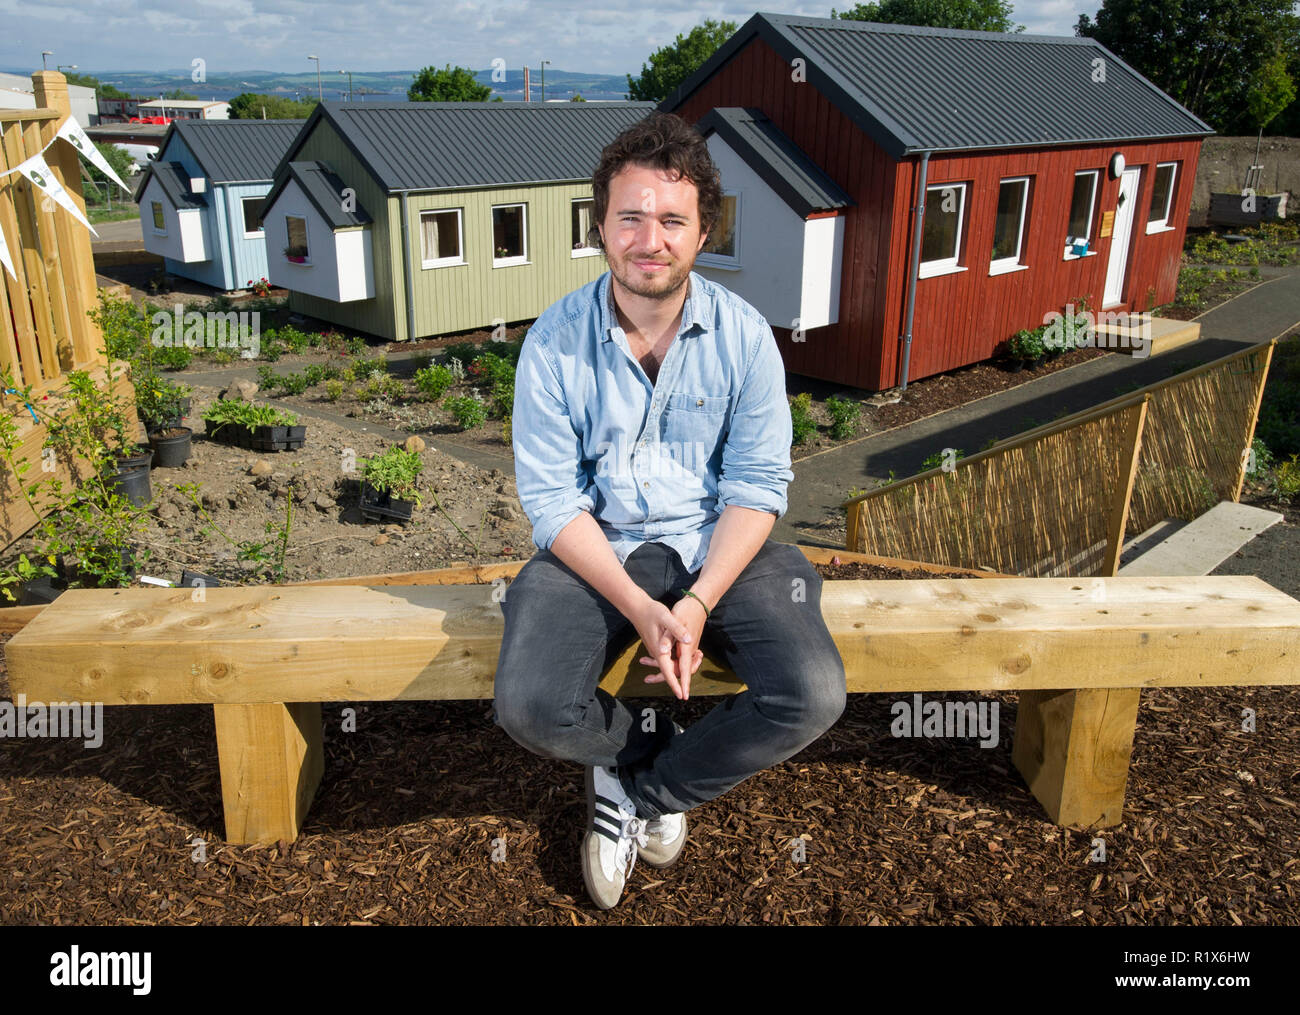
top-left (492, 539), bottom-right (846, 819)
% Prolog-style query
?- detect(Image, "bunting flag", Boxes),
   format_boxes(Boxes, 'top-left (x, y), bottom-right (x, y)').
top-left (15, 152), bottom-right (98, 237)
top-left (0, 221), bottom-right (15, 282)
top-left (56, 114), bottom-right (132, 194)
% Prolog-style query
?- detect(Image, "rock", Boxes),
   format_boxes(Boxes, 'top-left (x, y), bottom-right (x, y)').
top-left (222, 379), bottom-right (258, 401)
top-left (490, 468), bottom-right (503, 479)
top-left (371, 533), bottom-right (389, 546)
top-left (237, 559), bottom-right (260, 573)
top-left (155, 501), bottom-right (179, 521)
top-left (249, 460), bottom-right (273, 477)
top-left (496, 484), bottom-right (508, 494)
top-left (404, 435), bottom-right (426, 453)
top-left (314, 494), bottom-right (335, 512)
top-left (201, 491), bottom-right (222, 510)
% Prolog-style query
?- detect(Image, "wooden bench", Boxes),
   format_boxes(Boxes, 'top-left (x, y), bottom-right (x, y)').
top-left (6, 548), bottom-right (1300, 844)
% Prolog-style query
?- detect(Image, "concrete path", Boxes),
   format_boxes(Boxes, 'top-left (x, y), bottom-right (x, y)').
top-left (89, 216), bottom-right (142, 252)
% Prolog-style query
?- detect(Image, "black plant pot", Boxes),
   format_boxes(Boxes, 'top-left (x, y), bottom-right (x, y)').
top-left (359, 480), bottom-right (415, 523)
top-left (179, 568), bottom-right (222, 590)
top-left (17, 576), bottom-right (63, 605)
top-left (104, 450), bottom-right (153, 506)
top-left (1008, 358), bottom-right (1025, 374)
top-left (149, 426), bottom-right (192, 468)
top-left (114, 445), bottom-right (154, 472)
top-left (1031, 354), bottom-right (1046, 369)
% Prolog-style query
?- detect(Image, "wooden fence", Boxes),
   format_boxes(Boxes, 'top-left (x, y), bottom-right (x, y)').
top-left (843, 341), bottom-right (1275, 577)
top-left (1, 71), bottom-right (138, 550)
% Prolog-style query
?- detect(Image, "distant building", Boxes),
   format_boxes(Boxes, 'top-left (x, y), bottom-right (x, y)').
top-left (0, 71), bottom-right (98, 125)
top-left (136, 99), bottom-right (230, 121)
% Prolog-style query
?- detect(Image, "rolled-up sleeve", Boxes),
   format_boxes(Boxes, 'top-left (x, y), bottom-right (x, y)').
top-left (512, 330), bottom-right (596, 551)
top-left (716, 319), bottom-right (793, 518)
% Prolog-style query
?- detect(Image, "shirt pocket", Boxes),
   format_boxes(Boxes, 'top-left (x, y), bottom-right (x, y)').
top-left (660, 391), bottom-right (730, 474)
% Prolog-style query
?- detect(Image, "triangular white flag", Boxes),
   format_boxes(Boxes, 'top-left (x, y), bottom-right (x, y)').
top-left (56, 114), bottom-right (132, 194)
top-left (16, 152), bottom-right (98, 238)
top-left (0, 221), bottom-right (16, 282)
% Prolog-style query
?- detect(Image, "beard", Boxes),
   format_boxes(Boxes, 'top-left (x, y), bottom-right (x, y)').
top-left (606, 246), bottom-right (694, 301)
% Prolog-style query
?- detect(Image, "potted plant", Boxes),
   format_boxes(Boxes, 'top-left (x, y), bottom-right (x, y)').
top-left (201, 400), bottom-right (305, 451)
top-left (284, 244), bottom-right (309, 264)
top-left (359, 445), bottom-right (423, 523)
top-left (1006, 328), bottom-right (1045, 372)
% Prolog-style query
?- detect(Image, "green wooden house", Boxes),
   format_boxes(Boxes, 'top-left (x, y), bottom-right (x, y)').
top-left (259, 100), bottom-right (655, 342)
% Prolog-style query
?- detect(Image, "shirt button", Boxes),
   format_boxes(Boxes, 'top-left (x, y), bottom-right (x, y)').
top-left (642, 481), bottom-right (650, 489)
top-left (696, 398), bottom-right (704, 406)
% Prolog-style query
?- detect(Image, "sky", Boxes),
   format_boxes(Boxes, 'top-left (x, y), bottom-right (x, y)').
top-left (0, 0), bottom-right (1090, 77)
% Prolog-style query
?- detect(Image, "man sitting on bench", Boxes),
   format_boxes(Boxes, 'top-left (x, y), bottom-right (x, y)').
top-left (493, 112), bottom-right (846, 910)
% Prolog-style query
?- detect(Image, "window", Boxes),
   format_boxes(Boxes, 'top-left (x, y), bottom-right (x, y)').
top-left (420, 209), bottom-right (463, 267)
top-left (919, 182), bottom-right (966, 277)
top-left (699, 194), bottom-right (738, 260)
top-left (990, 177), bottom-right (1030, 275)
top-left (151, 201), bottom-right (165, 232)
top-left (492, 203), bottom-right (527, 266)
top-left (285, 215), bottom-right (309, 262)
top-left (1064, 170), bottom-right (1099, 259)
top-left (241, 197), bottom-right (263, 237)
top-left (572, 198), bottom-right (598, 255)
top-left (1146, 162), bottom-right (1177, 233)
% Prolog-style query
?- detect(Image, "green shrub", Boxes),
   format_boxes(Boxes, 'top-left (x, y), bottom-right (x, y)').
top-left (414, 363), bottom-right (454, 401)
top-left (825, 394), bottom-right (860, 439)
top-left (353, 353), bottom-right (388, 378)
top-left (444, 393), bottom-right (488, 430)
top-left (153, 343), bottom-right (193, 370)
top-left (278, 325), bottom-right (312, 353)
top-left (1008, 328), bottom-right (1045, 361)
top-left (324, 380), bottom-right (344, 402)
top-left (279, 372), bottom-right (310, 396)
top-left (303, 364), bottom-right (325, 387)
top-left (360, 445), bottom-right (424, 506)
top-left (201, 399), bottom-right (298, 431)
top-left (921, 448), bottom-right (965, 472)
top-left (1276, 455), bottom-right (1300, 500)
top-left (789, 392), bottom-right (816, 445)
top-left (442, 342), bottom-right (483, 369)
top-left (345, 336), bottom-right (367, 355)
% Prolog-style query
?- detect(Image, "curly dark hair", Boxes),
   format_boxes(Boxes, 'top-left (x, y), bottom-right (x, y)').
top-left (587, 111), bottom-right (722, 252)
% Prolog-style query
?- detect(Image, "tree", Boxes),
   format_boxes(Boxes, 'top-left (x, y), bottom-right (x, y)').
top-left (408, 65), bottom-right (492, 102)
top-left (228, 92), bottom-right (318, 120)
top-left (626, 18), bottom-right (738, 102)
top-left (82, 141), bottom-right (136, 201)
top-left (161, 88), bottom-right (199, 100)
top-left (570, 92), bottom-right (586, 102)
top-left (63, 72), bottom-right (129, 100)
top-left (831, 0), bottom-right (1021, 32)
top-left (1076, 0), bottom-right (1299, 135)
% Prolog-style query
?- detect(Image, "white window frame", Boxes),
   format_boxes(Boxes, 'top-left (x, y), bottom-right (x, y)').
top-left (491, 202), bottom-right (528, 267)
top-left (1145, 162), bottom-right (1178, 234)
top-left (989, 176), bottom-right (1030, 276)
top-left (420, 208), bottom-right (465, 269)
top-left (285, 215), bottom-right (310, 266)
top-left (1064, 170), bottom-right (1100, 260)
top-left (571, 197), bottom-right (600, 258)
top-left (918, 182), bottom-right (967, 279)
top-left (695, 192), bottom-right (740, 268)
top-left (241, 196), bottom-right (264, 238)
top-left (151, 200), bottom-right (165, 234)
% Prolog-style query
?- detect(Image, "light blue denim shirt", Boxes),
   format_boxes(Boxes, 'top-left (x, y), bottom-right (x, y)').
top-left (512, 269), bottom-right (793, 574)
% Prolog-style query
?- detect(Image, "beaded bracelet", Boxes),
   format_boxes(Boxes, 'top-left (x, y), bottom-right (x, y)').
top-left (677, 588), bottom-right (711, 619)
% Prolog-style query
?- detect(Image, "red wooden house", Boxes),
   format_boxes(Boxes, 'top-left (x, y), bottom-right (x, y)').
top-left (661, 13), bottom-right (1214, 391)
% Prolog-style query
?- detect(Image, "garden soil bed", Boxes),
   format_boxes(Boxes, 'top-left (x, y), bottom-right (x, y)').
top-left (3, 516), bottom-right (1298, 925)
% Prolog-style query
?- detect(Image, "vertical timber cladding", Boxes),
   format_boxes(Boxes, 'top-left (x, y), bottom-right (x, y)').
top-left (671, 36), bottom-right (1204, 391)
top-left (403, 182), bottom-right (610, 341)
top-left (282, 117), bottom-right (398, 341)
top-left (898, 137), bottom-right (1203, 386)
top-left (671, 36), bottom-right (899, 392)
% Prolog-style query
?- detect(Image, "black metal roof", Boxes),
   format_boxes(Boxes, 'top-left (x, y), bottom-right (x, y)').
top-left (165, 119), bottom-right (306, 183)
top-left (696, 107), bottom-right (853, 217)
top-left (134, 160), bottom-right (206, 209)
top-left (260, 161), bottom-right (373, 229)
top-left (272, 101), bottom-right (657, 193)
top-left (662, 13), bottom-right (1214, 158)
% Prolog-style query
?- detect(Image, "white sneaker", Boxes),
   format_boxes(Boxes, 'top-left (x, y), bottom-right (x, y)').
top-left (582, 765), bottom-right (647, 910)
top-left (639, 722), bottom-right (688, 868)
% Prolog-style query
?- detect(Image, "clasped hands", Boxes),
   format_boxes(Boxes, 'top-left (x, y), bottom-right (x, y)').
top-left (631, 591), bottom-right (709, 701)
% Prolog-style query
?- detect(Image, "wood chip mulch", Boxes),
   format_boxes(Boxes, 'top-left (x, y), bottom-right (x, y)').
top-left (2, 561), bottom-right (1298, 925)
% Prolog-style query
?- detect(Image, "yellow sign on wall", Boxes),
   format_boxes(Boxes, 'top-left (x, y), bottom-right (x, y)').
top-left (1100, 211), bottom-right (1115, 238)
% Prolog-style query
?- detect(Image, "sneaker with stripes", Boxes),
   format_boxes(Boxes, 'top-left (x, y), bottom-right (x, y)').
top-left (582, 765), bottom-right (647, 910)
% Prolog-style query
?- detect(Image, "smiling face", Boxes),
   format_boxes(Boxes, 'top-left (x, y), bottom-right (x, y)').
top-left (597, 162), bottom-right (709, 303)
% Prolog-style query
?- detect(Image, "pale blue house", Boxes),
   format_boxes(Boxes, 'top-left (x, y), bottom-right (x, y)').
top-left (135, 119), bottom-right (304, 291)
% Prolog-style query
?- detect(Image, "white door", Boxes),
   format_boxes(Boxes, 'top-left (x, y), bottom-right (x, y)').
top-left (1103, 167), bottom-right (1140, 308)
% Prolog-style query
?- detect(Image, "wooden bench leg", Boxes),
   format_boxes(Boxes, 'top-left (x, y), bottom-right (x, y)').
top-left (213, 702), bottom-right (324, 845)
top-left (1012, 688), bottom-right (1140, 828)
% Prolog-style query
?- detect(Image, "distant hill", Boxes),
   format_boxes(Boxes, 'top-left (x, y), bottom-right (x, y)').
top-left (42, 68), bottom-right (632, 104)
